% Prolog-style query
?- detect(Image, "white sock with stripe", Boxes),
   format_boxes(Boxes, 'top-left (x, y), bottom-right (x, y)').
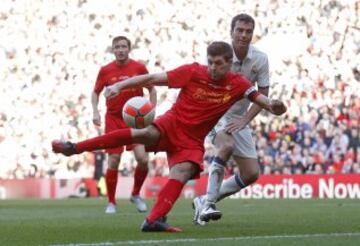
top-left (217, 174), bottom-right (246, 202)
top-left (205, 156), bottom-right (226, 204)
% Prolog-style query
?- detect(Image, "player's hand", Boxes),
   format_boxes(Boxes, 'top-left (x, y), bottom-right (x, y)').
top-left (104, 84), bottom-right (121, 99)
top-left (269, 99), bottom-right (287, 115)
top-left (92, 112), bottom-right (101, 126)
top-left (225, 115), bottom-right (249, 133)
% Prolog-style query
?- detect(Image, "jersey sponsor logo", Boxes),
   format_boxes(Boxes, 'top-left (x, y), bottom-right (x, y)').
top-left (122, 88), bottom-right (140, 92)
top-left (193, 88), bottom-right (231, 103)
top-left (110, 75), bottom-right (131, 82)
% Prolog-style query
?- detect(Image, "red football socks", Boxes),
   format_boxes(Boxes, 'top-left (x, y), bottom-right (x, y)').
top-left (131, 166), bottom-right (148, 196)
top-left (75, 128), bottom-right (132, 153)
top-left (105, 168), bottom-right (118, 205)
top-left (146, 179), bottom-right (184, 224)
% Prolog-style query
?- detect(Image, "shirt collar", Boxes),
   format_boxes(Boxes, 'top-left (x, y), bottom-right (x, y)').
top-left (232, 44), bottom-right (253, 63)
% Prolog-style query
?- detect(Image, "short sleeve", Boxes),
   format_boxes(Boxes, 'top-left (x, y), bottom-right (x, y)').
top-left (166, 63), bottom-right (197, 89)
top-left (257, 53), bottom-right (269, 88)
top-left (139, 63), bottom-right (149, 75)
top-left (93, 68), bottom-right (105, 94)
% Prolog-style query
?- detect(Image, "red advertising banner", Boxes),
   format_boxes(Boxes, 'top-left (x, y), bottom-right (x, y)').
top-left (0, 178), bottom-right (97, 199)
top-left (0, 174), bottom-right (359, 199)
top-left (234, 174), bottom-right (360, 199)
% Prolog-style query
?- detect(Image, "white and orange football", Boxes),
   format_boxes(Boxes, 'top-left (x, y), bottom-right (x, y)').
top-left (122, 96), bottom-right (155, 129)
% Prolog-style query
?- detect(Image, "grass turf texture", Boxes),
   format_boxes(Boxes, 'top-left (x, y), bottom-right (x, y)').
top-left (1, 198), bottom-right (360, 246)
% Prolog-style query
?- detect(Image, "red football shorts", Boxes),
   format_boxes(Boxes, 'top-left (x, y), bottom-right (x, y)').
top-left (146, 112), bottom-right (204, 178)
top-left (105, 112), bottom-right (134, 154)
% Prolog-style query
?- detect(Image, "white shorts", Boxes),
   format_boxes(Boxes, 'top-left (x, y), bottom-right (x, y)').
top-left (208, 117), bottom-right (258, 159)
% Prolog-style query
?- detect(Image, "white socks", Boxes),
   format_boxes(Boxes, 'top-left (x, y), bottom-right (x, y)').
top-left (217, 174), bottom-right (246, 202)
top-left (206, 157), bottom-right (226, 204)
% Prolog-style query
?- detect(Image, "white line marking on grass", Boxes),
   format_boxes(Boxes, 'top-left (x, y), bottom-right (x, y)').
top-left (317, 203), bottom-right (360, 207)
top-left (48, 232), bottom-right (360, 246)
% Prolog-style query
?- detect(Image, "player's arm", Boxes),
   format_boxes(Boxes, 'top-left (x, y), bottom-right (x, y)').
top-left (242, 86), bottom-right (269, 120)
top-left (252, 93), bottom-right (286, 116)
top-left (146, 85), bottom-right (157, 106)
top-left (105, 73), bottom-right (168, 99)
top-left (225, 87), bottom-right (269, 133)
top-left (92, 69), bottom-right (105, 126)
top-left (91, 91), bottom-right (101, 126)
top-left (242, 54), bottom-right (270, 121)
top-left (226, 87), bottom-right (280, 133)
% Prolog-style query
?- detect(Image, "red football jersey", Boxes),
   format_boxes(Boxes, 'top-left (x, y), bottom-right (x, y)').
top-left (166, 63), bottom-right (259, 142)
top-left (94, 59), bottom-right (148, 114)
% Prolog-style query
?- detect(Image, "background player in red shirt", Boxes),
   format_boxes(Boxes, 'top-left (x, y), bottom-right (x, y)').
top-left (92, 36), bottom-right (157, 214)
top-left (52, 41), bottom-right (286, 232)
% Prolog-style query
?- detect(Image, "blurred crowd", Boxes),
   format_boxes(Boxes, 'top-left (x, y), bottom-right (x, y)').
top-left (0, 0), bottom-right (359, 179)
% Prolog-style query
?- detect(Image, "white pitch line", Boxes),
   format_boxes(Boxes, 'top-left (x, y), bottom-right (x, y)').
top-left (48, 232), bottom-right (360, 246)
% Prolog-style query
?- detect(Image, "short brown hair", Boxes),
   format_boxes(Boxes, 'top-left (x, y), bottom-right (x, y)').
top-left (112, 36), bottom-right (131, 49)
top-left (207, 41), bottom-right (233, 62)
top-left (230, 14), bottom-right (255, 34)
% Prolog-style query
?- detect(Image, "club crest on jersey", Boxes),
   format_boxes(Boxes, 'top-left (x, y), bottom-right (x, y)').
top-left (222, 94), bottom-right (231, 103)
top-left (251, 64), bottom-right (258, 74)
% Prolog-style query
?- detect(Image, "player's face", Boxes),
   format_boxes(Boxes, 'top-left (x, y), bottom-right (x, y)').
top-left (112, 39), bottom-right (130, 64)
top-left (231, 20), bottom-right (254, 50)
top-left (207, 55), bottom-right (232, 81)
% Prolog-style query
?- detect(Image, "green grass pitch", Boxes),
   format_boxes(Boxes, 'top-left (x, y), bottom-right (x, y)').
top-left (1, 198), bottom-right (360, 246)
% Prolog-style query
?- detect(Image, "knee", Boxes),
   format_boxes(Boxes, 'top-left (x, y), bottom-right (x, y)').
top-left (108, 155), bottom-right (120, 169)
top-left (138, 127), bottom-right (159, 144)
top-left (178, 167), bottom-right (196, 181)
top-left (141, 129), bottom-right (153, 141)
top-left (243, 166), bottom-right (260, 185)
top-left (218, 141), bottom-right (234, 157)
top-left (170, 163), bottom-right (198, 183)
top-left (248, 169), bottom-right (259, 184)
top-left (135, 154), bottom-right (149, 167)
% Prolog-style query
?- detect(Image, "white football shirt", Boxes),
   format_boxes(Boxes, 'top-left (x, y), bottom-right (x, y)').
top-left (223, 44), bottom-right (269, 118)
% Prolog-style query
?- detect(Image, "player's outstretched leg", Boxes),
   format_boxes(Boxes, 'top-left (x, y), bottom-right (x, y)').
top-left (52, 128), bottom-right (133, 156)
top-left (52, 140), bottom-right (77, 156)
top-left (140, 218), bottom-right (182, 232)
top-left (141, 179), bottom-right (184, 232)
top-left (141, 162), bottom-right (198, 232)
top-left (192, 195), bottom-right (207, 226)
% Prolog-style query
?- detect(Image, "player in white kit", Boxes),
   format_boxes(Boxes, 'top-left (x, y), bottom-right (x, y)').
top-left (193, 14), bottom-right (270, 224)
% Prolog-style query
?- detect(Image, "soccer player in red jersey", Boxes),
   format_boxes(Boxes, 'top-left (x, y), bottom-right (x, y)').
top-left (91, 36), bottom-right (157, 214)
top-left (52, 41), bottom-right (286, 232)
